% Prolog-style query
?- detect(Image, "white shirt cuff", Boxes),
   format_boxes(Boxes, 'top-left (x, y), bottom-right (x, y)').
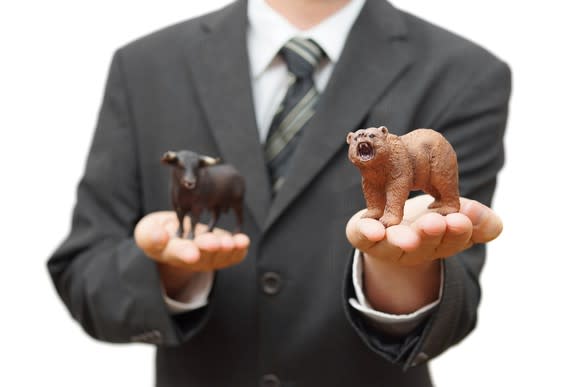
top-left (348, 249), bottom-right (443, 335)
top-left (162, 271), bottom-right (215, 314)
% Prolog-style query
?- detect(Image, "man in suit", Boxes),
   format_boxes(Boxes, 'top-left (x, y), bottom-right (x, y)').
top-left (48, 0), bottom-right (509, 386)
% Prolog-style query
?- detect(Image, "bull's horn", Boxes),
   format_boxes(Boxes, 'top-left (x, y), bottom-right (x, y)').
top-left (200, 155), bottom-right (220, 166)
top-left (161, 151), bottom-right (177, 163)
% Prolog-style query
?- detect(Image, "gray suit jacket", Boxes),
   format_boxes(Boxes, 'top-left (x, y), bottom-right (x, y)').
top-left (47, 1), bottom-right (511, 386)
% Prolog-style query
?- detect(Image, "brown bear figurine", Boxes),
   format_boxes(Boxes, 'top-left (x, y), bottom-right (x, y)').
top-left (346, 126), bottom-right (460, 227)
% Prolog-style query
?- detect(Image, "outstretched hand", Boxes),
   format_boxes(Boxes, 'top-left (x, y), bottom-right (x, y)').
top-left (346, 195), bottom-right (503, 266)
top-left (345, 195), bottom-right (503, 313)
top-left (134, 211), bottom-right (250, 297)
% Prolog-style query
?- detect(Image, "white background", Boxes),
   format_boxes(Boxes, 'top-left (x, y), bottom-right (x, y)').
top-left (1, 1), bottom-right (579, 386)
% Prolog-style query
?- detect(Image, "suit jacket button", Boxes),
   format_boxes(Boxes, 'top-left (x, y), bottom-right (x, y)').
top-left (261, 272), bottom-right (282, 295)
top-left (261, 374), bottom-right (280, 387)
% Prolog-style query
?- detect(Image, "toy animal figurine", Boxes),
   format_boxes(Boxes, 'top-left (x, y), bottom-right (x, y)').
top-left (161, 150), bottom-right (245, 239)
top-left (346, 126), bottom-right (460, 227)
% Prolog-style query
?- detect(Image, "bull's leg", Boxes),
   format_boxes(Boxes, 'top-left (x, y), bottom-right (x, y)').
top-left (233, 202), bottom-right (244, 234)
top-left (176, 209), bottom-right (186, 238)
top-left (187, 209), bottom-right (201, 239)
top-left (207, 208), bottom-right (220, 233)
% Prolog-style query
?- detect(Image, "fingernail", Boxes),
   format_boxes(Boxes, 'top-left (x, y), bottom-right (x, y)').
top-left (358, 219), bottom-right (386, 241)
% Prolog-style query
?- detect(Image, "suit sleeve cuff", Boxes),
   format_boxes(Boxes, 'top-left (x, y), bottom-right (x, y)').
top-left (163, 271), bottom-right (215, 314)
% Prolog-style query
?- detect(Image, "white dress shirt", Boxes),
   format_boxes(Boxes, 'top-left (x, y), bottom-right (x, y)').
top-left (164, 0), bottom-right (440, 334)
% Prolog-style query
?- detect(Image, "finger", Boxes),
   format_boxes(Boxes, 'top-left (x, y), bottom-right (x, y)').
top-left (346, 217), bottom-right (387, 251)
top-left (209, 234), bottom-right (236, 269)
top-left (400, 212), bottom-right (446, 263)
top-left (461, 199), bottom-right (503, 244)
top-left (161, 237), bottom-right (201, 266)
top-left (402, 194), bottom-right (434, 222)
top-left (193, 232), bottom-right (223, 252)
top-left (134, 212), bottom-right (175, 259)
top-left (191, 232), bottom-right (224, 268)
top-left (413, 212), bottom-right (447, 242)
top-left (228, 233), bottom-right (251, 265)
top-left (191, 232), bottom-right (250, 270)
top-left (218, 233), bottom-right (236, 252)
top-left (361, 224), bottom-right (414, 262)
top-left (210, 233), bottom-right (250, 270)
top-left (434, 212), bottom-right (473, 257)
top-left (384, 224), bottom-right (422, 252)
top-left (194, 222), bottom-right (209, 235)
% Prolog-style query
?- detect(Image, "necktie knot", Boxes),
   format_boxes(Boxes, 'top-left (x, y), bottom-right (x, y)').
top-left (280, 37), bottom-right (326, 79)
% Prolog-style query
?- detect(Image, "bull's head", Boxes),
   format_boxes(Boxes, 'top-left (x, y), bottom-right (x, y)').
top-left (162, 150), bottom-right (220, 190)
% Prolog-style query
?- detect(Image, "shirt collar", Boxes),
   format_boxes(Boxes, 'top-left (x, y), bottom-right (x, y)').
top-left (247, 0), bottom-right (366, 78)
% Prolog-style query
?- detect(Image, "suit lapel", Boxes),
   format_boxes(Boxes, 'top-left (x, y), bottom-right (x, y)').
top-left (184, 0), bottom-right (271, 230)
top-left (265, 0), bottom-right (413, 230)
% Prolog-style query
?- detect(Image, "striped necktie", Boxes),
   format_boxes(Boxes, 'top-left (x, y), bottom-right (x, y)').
top-left (264, 37), bottom-right (326, 193)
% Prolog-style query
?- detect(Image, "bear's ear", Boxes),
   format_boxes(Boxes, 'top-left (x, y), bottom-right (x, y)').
top-left (379, 126), bottom-right (388, 135)
top-left (346, 132), bottom-right (355, 144)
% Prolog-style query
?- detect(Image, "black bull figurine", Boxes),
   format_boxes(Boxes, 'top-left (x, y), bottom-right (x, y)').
top-left (162, 150), bottom-right (245, 239)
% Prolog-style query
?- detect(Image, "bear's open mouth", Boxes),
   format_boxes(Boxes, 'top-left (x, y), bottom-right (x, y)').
top-left (357, 142), bottom-right (374, 161)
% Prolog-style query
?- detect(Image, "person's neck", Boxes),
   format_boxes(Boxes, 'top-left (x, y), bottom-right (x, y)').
top-left (265, 0), bottom-right (351, 30)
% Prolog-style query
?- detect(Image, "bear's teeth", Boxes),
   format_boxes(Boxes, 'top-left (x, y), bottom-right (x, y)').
top-left (357, 142), bottom-right (373, 160)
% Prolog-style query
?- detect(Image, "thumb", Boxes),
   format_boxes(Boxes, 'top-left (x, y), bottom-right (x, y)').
top-left (134, 213), bottom-right (172, 259)
top-left (461, 199), bottom-right (503, 244)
